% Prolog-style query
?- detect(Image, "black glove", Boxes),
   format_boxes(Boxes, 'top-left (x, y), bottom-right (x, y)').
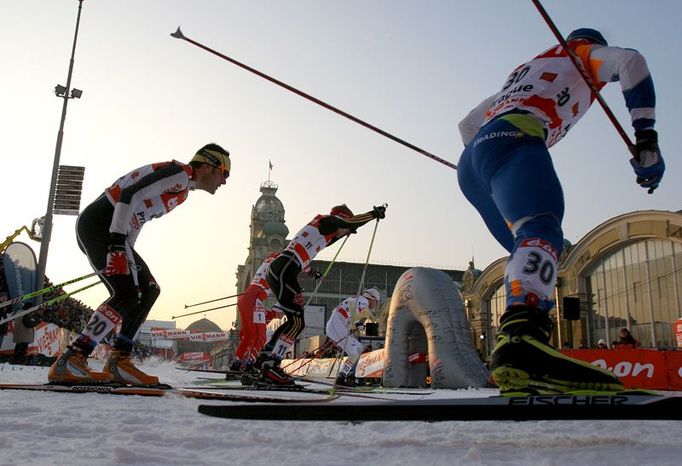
top-left (354, 320), bottom-right (365, 329)
top-left (305, 267), bottom-right (323, 281)
top-left (372, 205), bottom-right (386, 219)
top-left (22, 312), bottom-right (41, 329)
top-left (0, 308), bottom-right (8, 336)
top-left (629, 129), bottom-right (665, 194)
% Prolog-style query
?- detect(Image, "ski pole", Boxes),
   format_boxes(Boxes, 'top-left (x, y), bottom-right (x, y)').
top-left (303, 235), bottom-right (350, 307)
top-left (184, 291), bottom-right (249, 309)
top-left (0, 271), bottom-right (100, 310)
top-left (280, 336), bottom-right (336, 373)
top-left (339, 213), bottom-right (384, 360)
top-left (172, 302), bottom-right (238, 320)
top-left (355, 213), bottom-right (383, 302)
top-left (170, 27), bottom-right (457, 171)
top-left (0, 281), bottom-right (101, 325)
top-left (530, 0), bottom-right (635, 151)
top-left (277, 237), bottom-right (351, 374)
top-left (182, 347), bottom-right (232, 372)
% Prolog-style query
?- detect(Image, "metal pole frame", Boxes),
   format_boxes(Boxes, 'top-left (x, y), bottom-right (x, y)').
top-left (36, 0), bottom-right (85, 301)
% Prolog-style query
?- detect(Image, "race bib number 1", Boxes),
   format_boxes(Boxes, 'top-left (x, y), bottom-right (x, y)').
top-left (253, 311), bottom-right (266, 324)
top-left (82, 304), bottom-right (122, 344)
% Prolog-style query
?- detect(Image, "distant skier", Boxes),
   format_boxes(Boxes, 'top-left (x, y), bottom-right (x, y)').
top-left (325, 287), bottom-right (381, 387)
top-left (253, 204), bottom-right (386, 385)
top-left (230, 252), bottom-right (282, 373)
top-left (48, 143), bottom-right (231, 386)
top-left (457, 28), bottom-right (664, 395)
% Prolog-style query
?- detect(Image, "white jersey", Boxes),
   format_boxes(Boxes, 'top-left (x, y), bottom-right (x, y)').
top-left (284, 215), bottom-right (335, 269)
top-left (104, 161), bottom-right (194, 246)
top-left (325, 296), bottom-right (369, 358)
top-left (250, 253), bottom-right (277, 289)
top-left (329, 296), bottom-right (371, 326)
top-left (459, 40), bottom-right (656, 148)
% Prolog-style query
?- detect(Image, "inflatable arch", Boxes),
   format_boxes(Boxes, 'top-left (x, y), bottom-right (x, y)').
top-left (383, 267), bottom-right (489, 388)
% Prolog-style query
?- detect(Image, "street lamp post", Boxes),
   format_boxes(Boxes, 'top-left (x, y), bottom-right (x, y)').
top-left (35, 0), bottom-right (85, 296)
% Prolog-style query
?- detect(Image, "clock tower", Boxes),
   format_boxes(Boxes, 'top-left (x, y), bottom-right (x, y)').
top-left (236, 180), bottom-right (289, 293)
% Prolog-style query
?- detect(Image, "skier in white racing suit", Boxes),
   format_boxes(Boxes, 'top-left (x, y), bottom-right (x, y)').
top-left (49, 143), bottom-right (231, 386)
top-left (326, 288), bottom-right (381, 386)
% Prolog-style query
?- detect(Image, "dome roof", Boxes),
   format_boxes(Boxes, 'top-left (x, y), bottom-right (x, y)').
top-left (263, 221), bottom-right (289, 237)
top-left (186, 318), bottom-right (221, 333)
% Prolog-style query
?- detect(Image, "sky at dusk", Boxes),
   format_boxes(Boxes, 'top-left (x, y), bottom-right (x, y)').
top-left (1, 1), bottom-right (680, 330)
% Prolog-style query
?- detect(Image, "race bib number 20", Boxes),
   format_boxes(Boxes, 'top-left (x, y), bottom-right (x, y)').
top-left (82, 304), bottom-right (122, 343)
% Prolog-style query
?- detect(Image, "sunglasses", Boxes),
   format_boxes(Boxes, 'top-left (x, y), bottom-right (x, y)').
top-left (199, 149), bottom-right (230, 179)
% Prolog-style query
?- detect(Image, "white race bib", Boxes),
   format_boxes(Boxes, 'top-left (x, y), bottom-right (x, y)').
top-left (82, 304), bottom-right (122, 344)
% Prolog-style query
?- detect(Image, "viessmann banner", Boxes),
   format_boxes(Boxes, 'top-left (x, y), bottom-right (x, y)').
top-left (149, 329), bottom-right (230, 342)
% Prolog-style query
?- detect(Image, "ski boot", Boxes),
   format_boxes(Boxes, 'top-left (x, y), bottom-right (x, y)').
top-left (104, 349), bottom-right (159, 386)
top-left (241, 354), bottom-right (269, 386)
top-left (10, 342), bottom-right (29, 365)
top-left (491, 305), bottom-right (624, 395)
top-left (259, 359), bottom-right (295, 386)
top-left (225, 359), bottom-right (243, 381)
top-left (229, 359), bottom-right (242, 372)
top-left (48, 345), bottom-right (113, 384)
top-left (334, 372), bottom-right (357, 388)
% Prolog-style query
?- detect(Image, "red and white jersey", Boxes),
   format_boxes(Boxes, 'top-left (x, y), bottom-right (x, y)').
top-left (284, 215), bottom-right (336, 269)
top-left (461, 40), bottom-right (655, 148)
top-left (104, 160), bottom-right (194, 245)
top-left (329, 296), bottom-right (371, 325)
top-left (249, 253), bottom-right (278, 294)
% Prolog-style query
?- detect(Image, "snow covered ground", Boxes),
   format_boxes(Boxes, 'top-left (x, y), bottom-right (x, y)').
top-left (1, 359), bottom-right (681, 466)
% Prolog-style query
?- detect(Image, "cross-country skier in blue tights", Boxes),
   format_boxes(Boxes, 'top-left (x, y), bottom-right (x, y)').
top-left (457, 28), bottom-right (664, 395)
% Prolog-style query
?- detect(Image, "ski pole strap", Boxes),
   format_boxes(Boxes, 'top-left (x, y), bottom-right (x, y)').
top-left (0, 281), bottom-right (101, 325)
top-left (0, 271), bottom-right (101, 310)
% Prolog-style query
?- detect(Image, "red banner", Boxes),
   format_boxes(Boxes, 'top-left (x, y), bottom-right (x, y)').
top-left (665, 351), bottom-right (682, 390)
top-left (177, 351), bottom-right (210, 362)
top-left (563, 348), bottom-right (682, 390)
top-left (674, 319), bottom-right (682, 348)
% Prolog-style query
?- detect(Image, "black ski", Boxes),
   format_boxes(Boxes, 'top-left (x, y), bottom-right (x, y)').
top-left (0, 382), bottom-right (337, 403)
top-left (198, 393), bottom-right (682, 421)
top-left (296, 377), bottom-right (435, 395)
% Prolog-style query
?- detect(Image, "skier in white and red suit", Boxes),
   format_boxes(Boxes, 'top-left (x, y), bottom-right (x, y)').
top-left (457, 28), bottom-right (664, 395)
top-left (326, 287), bottom-right (381, 387)
top-left (48, 143), bottom-right (231, 386)
top-left (255, 203), bottom-right (386, 385)
top-left (231, 252), bottom-right (281, 371)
